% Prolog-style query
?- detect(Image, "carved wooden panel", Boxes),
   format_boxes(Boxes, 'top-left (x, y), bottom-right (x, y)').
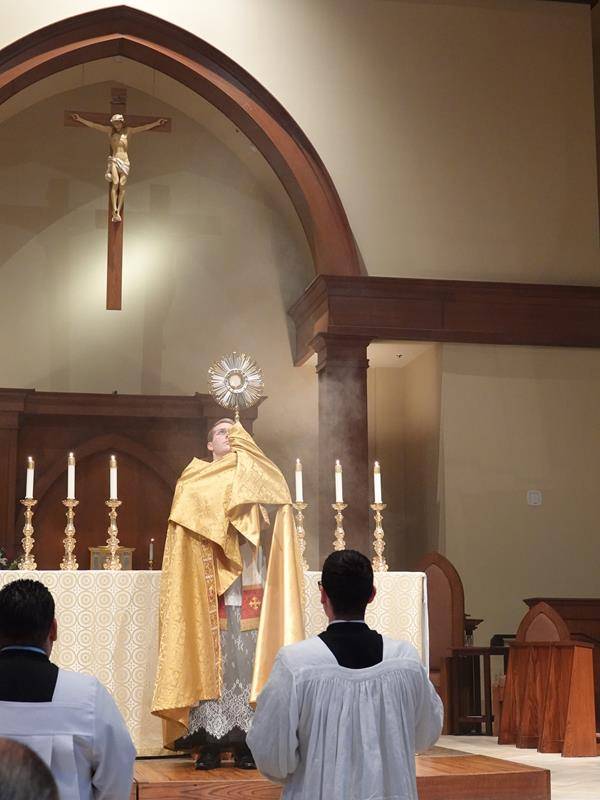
top-left (0, 390), bottom-right (259, 570)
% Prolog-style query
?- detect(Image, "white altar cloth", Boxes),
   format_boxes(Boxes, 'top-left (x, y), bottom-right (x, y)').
top-left (0, 570), bottom-right (427, 755)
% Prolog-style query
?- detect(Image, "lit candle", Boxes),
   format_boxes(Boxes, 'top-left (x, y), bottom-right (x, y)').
top-left (25, 457), bottom-right (34, 499)
top-left (374, 461), bottom-right (382, 504)
top-left (335, 460), bottom-right (343, 503)
top-left (149, 538), bottom-right (154, 563)
top-left (67, 452), bottom-right (76, 499)
top-left (109, 455), bottom-right (118, 500)
top-left (295, 458), bottom-right (303, 503)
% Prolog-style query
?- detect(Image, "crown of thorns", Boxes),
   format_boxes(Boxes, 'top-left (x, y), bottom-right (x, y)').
top-left (110, 114), bottom-right (125, 123)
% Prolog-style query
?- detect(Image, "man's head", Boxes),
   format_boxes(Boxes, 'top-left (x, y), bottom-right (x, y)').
top-left (207, 418), bottom-right (235, 461)
top-left (110, 113), bottom-right (125, 131)
top-left (0, 739), bottom-right (58, 800)
top-left (0, 580), bottom-right (57, 654)
top-left (319, 550), bottom-right (376, 621)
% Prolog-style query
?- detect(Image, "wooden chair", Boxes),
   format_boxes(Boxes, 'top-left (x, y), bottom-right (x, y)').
top-left (416, 552), bottom-right (465, 734)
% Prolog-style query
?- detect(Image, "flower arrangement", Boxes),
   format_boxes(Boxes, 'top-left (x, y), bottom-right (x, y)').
top-left (0, 546), bottom-right (20, 570)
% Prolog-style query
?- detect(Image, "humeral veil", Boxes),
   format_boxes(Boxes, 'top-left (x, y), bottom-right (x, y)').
top-left (151, 422), bottom-right (305, 747)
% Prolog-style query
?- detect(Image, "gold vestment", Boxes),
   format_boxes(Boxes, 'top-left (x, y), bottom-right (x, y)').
top-left (151, 422), bottom-right (305, 747)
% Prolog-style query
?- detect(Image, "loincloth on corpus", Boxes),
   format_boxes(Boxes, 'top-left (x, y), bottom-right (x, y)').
top-left (105, 156), bottom-right (130, 181)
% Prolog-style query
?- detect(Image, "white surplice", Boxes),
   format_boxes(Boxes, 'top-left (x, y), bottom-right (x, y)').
top-left (247, 636), bottom-right (443, 800)
top-left (0, 668), bottom-right (136, 800)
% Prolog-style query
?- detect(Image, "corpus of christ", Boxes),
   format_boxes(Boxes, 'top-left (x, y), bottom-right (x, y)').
top-left (66, 87), bottom-right (171, 310)
top-left (1, 5), bottom-right (600, 800)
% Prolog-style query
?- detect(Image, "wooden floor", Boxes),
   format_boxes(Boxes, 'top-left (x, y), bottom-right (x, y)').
top-left (132, 750), bottom-right (550, 800)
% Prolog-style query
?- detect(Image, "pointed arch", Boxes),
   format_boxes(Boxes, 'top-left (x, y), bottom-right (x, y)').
top-left (516, 602), bottom-right (570, 643)
top-left (0, 6), bottom-right (361, 279)
top-left (31, 433), bottom-right (178, 508)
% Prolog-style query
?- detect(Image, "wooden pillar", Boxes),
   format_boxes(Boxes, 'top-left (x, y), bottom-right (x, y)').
top-left (0, 410), bottom-right (19, 556)
top-left (313, 334), bottom-right (371, 561)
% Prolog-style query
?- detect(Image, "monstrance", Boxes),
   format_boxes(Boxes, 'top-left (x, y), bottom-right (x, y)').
top-left (207, 351), bottom-right (264, 420)
top-left (207, 351), bottom-right (310, 569)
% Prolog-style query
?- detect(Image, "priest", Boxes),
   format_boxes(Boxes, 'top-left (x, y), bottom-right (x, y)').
top-left (151, 418), bottom-right (305, 769)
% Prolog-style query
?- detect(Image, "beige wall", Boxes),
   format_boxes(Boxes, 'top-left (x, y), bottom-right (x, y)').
top-left (368, 367), bottom-right (406, 569)
top-left (367, 344), bottom-right (442, 570)
top-left (403, 346), bottom-right (443, 567)
top-left (1, 0), bottom-right (598, 284)
top-left (0, 72), bottom-right (320, 563)
top-left (441, 343), bottom-right (600, 644)
top-left (368, 340), bottom-right (600, 646)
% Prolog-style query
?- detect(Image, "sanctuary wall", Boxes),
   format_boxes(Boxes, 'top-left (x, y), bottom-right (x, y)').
top-left (0, 1), bottom-right (599, 644)
top-left (441, 343), bottom-right (600, 648)
top-left (0, 0), bottom-right (597, 285)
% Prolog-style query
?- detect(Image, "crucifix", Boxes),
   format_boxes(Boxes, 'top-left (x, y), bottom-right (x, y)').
top-left (65, 88), bottom-right (171, 310)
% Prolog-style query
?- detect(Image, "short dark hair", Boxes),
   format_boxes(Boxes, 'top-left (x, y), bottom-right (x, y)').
top-left (0, 580), bottom-right (55, 647)
top-left (321, 550), bottom-right (374, 618)
top-left (0, 738), bottom-right (58, 800)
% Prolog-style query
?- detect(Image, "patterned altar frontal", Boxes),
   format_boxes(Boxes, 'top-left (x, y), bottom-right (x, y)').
top-left (0, 570), bottom-right (428, 755)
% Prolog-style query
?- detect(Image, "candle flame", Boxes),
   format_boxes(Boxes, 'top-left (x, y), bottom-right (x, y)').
top-left (27, 456), bottom-right (34, 468)
top-left (374, 461), bottom-right (381, 473)
top-left (335, 459), bottom-right (342, 472)
top-left (150, 538), bottom-right (155, 543)
top-left (68, 452), bottom-right (75, 465)
top-left (295, 458), bottom-right (302, 470)
top-left (110, 454), bottom-right (117, 467)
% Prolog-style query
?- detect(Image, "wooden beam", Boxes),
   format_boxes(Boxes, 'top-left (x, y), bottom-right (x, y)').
top-left (0, 389), bottom-right (262, 421)
top-left (65, 111), bottom-right (172, 131)
top-left (289, 276), bottom-right (600, 364)
top-left (107, 195), bottom-right (123, 310)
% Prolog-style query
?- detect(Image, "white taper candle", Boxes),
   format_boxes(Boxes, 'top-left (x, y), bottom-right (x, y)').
top-left (149, 538), bottom-right (154, 563)
top-left (374, 460), bottom-right (382, 504)
top-left (335, 459), bottom-right (343, 503)
top-left (109, 454), bottom-right (118, 500)
top-left (67, 452), bottom-right (76, 499)
top-left (25, 457), bottom-right (34, 499)
top-left (295, 458), bottom-right (303, 503)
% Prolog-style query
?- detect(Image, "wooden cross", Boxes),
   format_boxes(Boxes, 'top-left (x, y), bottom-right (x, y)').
top-left (65, 87), bottom-right (171, 310)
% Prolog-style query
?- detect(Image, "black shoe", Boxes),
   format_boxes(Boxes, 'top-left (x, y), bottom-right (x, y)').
top-left (173, 732), bottom-right (204, 752)
top-left (234, 749), bottom-right (256, 770)
top-left (195, 749), bottom-right (221, 770)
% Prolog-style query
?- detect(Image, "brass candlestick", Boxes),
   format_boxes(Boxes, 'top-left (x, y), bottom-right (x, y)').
top-left (19, 499), bottom-right (38, 570)
top-left (60, 499), bottom-right (79, 570)
top-left (370, 502), bottom-right (388, 572)
top-left (104, 499), bottom-right (123, 570)
top-left (292, 502), bottom-right (309, 571)
top-left (331, 502), bottom-right (347, 551)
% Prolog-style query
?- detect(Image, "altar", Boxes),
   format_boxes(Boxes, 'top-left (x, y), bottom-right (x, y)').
top-left (0, 570), bottom-right (428, 755)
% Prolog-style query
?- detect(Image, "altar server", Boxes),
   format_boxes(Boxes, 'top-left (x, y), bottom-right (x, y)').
top-left (0, 579), bottom-right (136, 800)
top-left (247, 550), bottom-right (443, 800)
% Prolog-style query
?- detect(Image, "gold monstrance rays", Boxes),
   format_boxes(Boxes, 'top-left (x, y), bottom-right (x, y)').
top-left (207, 352), bottom-right (264, 417)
